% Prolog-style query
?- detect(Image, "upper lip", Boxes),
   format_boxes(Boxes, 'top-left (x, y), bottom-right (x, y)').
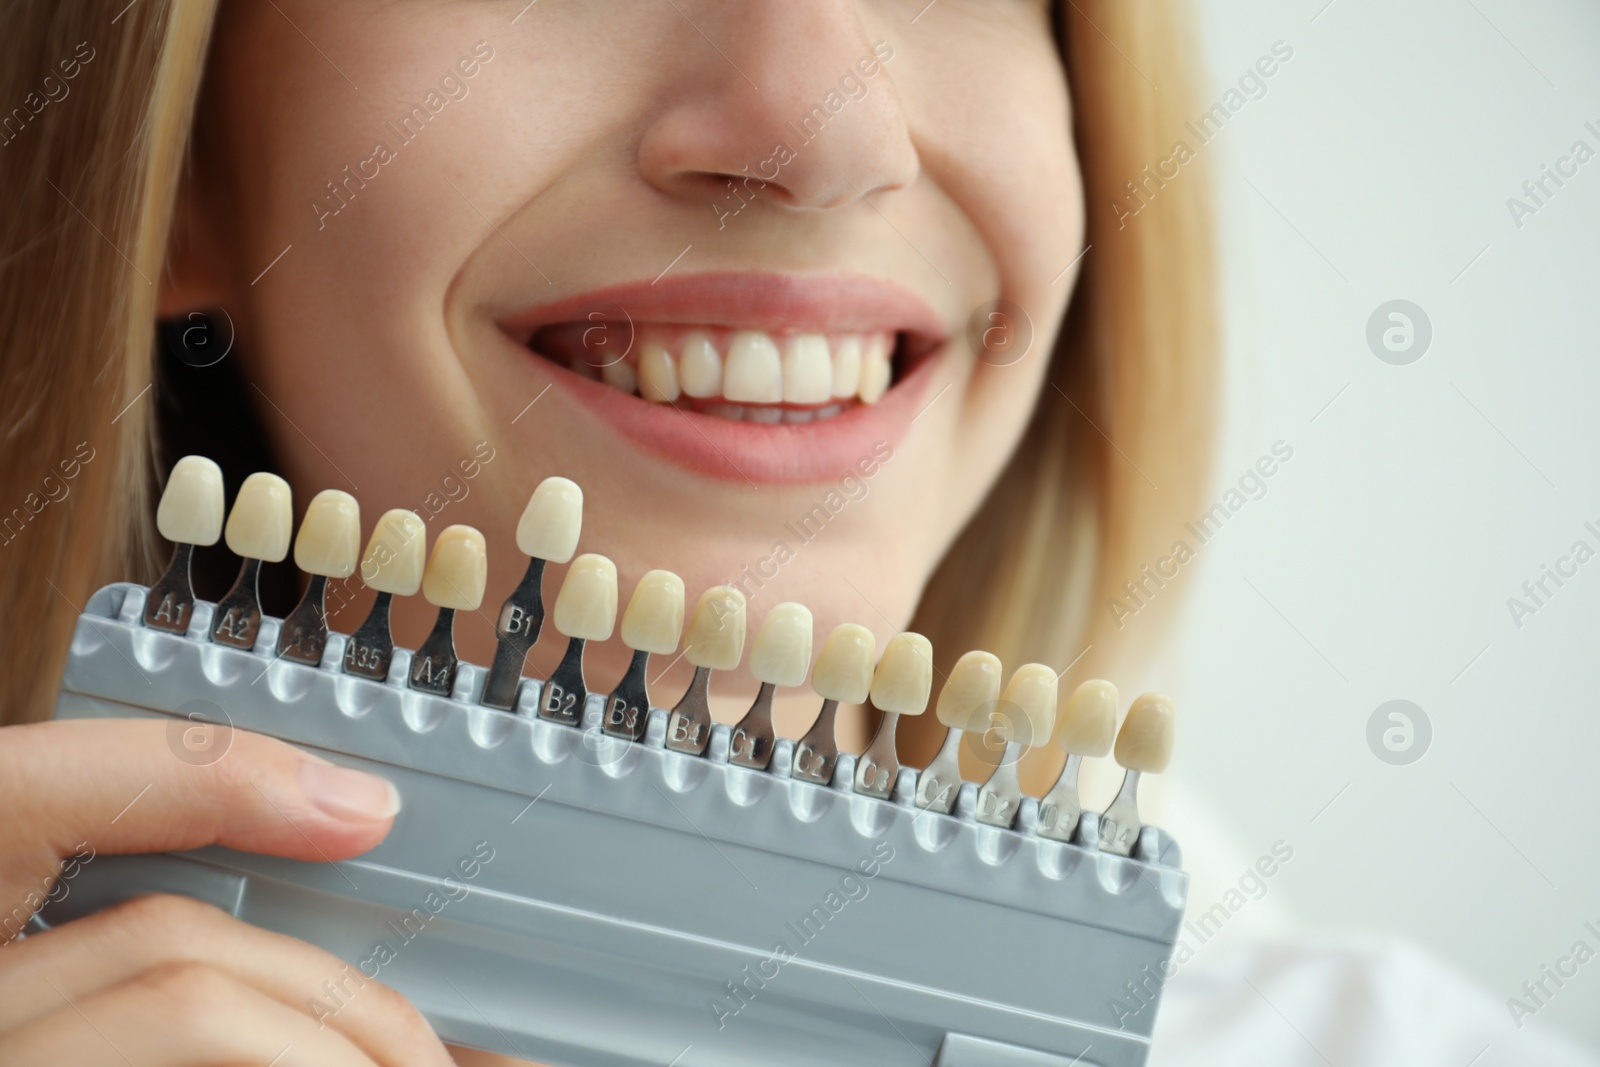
top-left (500, 271), bottom-right (949, 348)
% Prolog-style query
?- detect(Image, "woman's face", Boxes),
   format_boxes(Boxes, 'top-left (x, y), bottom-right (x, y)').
top-left (169, 0), bottom-right (1083, 724)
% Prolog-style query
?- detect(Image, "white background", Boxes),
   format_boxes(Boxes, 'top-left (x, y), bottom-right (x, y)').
top-left (1149, 0), bottom-right (1600, 1049)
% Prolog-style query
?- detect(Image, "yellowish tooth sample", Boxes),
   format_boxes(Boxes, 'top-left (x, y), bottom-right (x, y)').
top-left (600, 358), bottom-right (637, 394)
top-left (516, 476), bottom-right (583, 563)
top-left (1115, 692), bottom-right (1175, 773)
top-left (678, 331), bottom-right (722, 398)
top-left (224, 472), bottom-right (293, 562)
top-left (293, 490), bottom-right (361, 578)
top-left (830, 336), bottom-right (862, 399)
top-left (361, 509), bottom-right (426, 596)
top-left (869, 632), bottom-right (933, 715)
top-left (996, 663), bottom-right (1057, 746)
top-left (620, 569), bottom-right (684, 653)
top-left (935, 650), bottom-right (1002, 730)
top-left (723, 331), bottom-right (783, 403)
top-left (858, 336), bottom-right (891, 405)
top-left (748, 602), bottom-right (813, 687)
top-left (683, 585), bottom-right (746, 670)
top-left (156, 455), bottom-right (225, 546)
top-left (782, 334), bottom-right (832, 404)
top-left (421, 524), bottom-right (487, 610)
top-left (638, 343), bottom-right (680, 402)
top-left (554, 553), bottom-right (619, 641)
top-left (812, 623), bottom-right (875, 704)
top-left (1054, 678), bottom-right (1118, 757)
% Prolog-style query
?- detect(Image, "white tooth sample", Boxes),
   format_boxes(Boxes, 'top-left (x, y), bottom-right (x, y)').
top-left (293, 490), bottom-right (361, 578)
top-left (156, 455), bottom-right (225, 546)
top-left (553, 553), bottom-right (618, 641)
top-left (1054, 678), bottom-right (1118, 757)
top-left (831, 336), bottom-right (862, 399)
top-left (811, 623), bottom-right (875, 704)
top-left (683, 585), bottom-right (746, 670)
top-left (224, 472), bottom-right (293, 562)
top-left (748, 602), bottom-right (813, 686)
top-left (1115, 692), bottom-right (1175, 773)
top-left (600, 358), bottom-right (637, 394)
top-left (935, 650), bottom-right (1002, 730)
top-left (516, 476), bottom-right (582, 563)
top-left (723, 331), bottom-right (783, 403)
top-left (678, 331), bottom-right (722, 398)
top-left (869, 632), bottom-right (933, 715)
top-left (996, 663), bottom-right (1058, 746)
top-left (421, 524), bottom-right (487, 610)
top-left (782, 334), bottom-right (832, 404)
top-left (620, 569), bottom-right (684, 653)
top-left (361, 509), bottom-right (427, 595)
top-left (858, 335), bottom-right (891, 405)
top-left (638, 343), bottom-right (680, 402)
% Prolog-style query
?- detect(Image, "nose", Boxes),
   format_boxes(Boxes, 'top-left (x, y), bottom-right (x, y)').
top-left (636, 2), bottom-right (919, 212)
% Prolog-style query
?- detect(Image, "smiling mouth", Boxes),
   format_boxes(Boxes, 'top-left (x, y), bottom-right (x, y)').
top-left (527, 324), bottom-right (935, 424)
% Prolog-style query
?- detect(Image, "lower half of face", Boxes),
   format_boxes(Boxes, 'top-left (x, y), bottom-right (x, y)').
top-left (177, 0), bottom-right (1083, 712)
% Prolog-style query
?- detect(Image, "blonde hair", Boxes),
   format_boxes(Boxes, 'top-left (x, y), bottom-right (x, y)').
top-left (0, 1), bottom-right (1213, 727)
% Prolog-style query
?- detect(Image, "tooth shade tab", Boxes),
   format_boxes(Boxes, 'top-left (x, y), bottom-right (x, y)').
top-left (870, 632), bottom-right (933, 715)
top-left (620, 569), bottom-right (684, 654)
top-left (748, 602), bottom-right (813, 687)
top-left (517, 477), bottom-right (583, 563)
top-left (683, 586), bottom-right (746, 670)
top-left (811, 624), bottom-right (875, 704)
top-left (723, 331), bottom-right (783, 403)
top-left (156, 455), bottom-right (225, 546)
top-left (224, 473), bottom-right (293, 562)
top-left (1115, 692), bottom-right (1175, 773)
top-left (935, 650), bottom-right (1003, 730)
top-left (293, 490), bottom-right (361, 578)
top-left (554, 553), bottom-right (619, 641)
top-left (361, 509), bottom-right (427, 596)
top-left (1054, 678), bottom-right (1118, 757)
top-left (422, 525), bottom-right (488, 611)
top-left (993, 664), bottom-right (1057, 746)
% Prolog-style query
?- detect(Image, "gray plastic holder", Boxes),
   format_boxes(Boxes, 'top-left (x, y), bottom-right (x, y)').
top-left (42, 583), bottom-right (1187, 1067)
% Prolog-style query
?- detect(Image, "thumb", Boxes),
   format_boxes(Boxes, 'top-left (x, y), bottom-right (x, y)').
top-left (0, 718), bottom-right (399, 871)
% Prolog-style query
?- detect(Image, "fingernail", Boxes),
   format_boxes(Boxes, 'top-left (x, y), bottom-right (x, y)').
top-left (299, 761), bottom-right (402, 822)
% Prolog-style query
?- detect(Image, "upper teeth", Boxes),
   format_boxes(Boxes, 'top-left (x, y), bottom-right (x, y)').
top-left (591, 329), bottom-right (893, 409)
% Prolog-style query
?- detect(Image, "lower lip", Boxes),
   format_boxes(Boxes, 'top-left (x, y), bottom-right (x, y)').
top-left (536, 349), bottom-right (939, 485)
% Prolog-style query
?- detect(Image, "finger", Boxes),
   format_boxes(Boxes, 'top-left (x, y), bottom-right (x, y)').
top-left (0, 719), bottom-right (399, 866)
top-left (0, 895), bottom-right (453, 1067)
top-left (0, 960), bottom-right (384, 1067)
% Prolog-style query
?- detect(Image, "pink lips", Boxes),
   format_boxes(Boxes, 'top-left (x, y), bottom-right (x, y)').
top-left (501, 273), bottom-right (948, 484)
